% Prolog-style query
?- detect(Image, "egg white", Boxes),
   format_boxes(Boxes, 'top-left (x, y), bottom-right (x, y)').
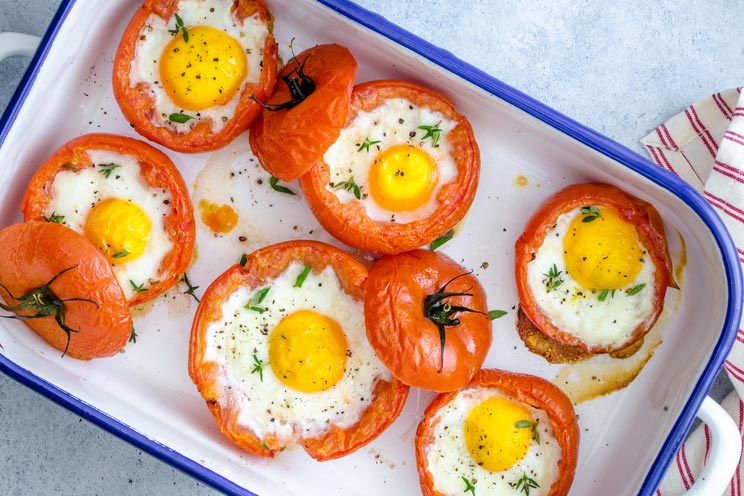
top-left (424, 386), bottom-right (561, 496)
top-left (45, 149), bottom-right (174, 300)
top-left (129, 0), bottom-right (269, 133)
top-left (202, 261), bottom-right (391, 444)
top-left (526, 208), bottom-right (656, 349)
top-left (323, 97), bottom-right (458, 224)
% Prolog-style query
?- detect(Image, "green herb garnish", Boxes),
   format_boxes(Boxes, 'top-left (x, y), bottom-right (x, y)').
top-left (269, 176), bottom-right (297, 196)
top-left (60, 163), bottom-right (78, 171)
top-left (97, 162), bottom-right (121, 178)
top-left (462, 476), bottom-right (476, 496)
top-left (112, 249), bottom-right (130, 259)
top-left (543, 264), bottom-right (563, 293)
top-left (129, 325), bottom-right (137, 344)
top-left (246, 286), bottom-right (271, 313)
top-left (169, 113), bottom-right (194, 124)
top-left (580, 205), bottom-right (603, 222)
top-left (598, 289), bottom-right (616, 302)
top-left (430, 229), bottom-right (454, 251)
top-left (168, 12), bottom-right (189, 42)
top-left (239, 253), bottom-right (248, 266)
top-left (44, 212), bottom-right (65, 224)
top-left (515, 419), bottom-right (540, 444)
top-left (332, 176), bottom-right (362, 199)
top-left (488, 309), bottom-right (507, 320)
top-left (515, 474), bottom-right (540, 495)
top-left (182, 272), bottom-right (200, 302)
top-left (357, 137), bottom-right (381, 153)
top-left (626, 283), bottom-right (646, 296)
top-left (294, 264), bottom-right (312, 288)
top-left (418, 121), bottom-right (442, 147)
top-left (130, 280), bottom-right (147, 293)
top-left (251, 354), bottom-right (266, 382)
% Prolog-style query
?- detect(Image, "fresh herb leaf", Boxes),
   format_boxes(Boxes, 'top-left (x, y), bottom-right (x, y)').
top-left (168, 13), bottom-right (189, 42)
top-left (515, 419), bottom-right (540, 444)
top-left (332, 176), bottom-right (362, 199)
top-left (543, 264), bottom-right (563, 293)
top-left (60, 163), bottom-right (78, 171)
top-left (580, 205), bottom-right (603, 222)
top-left (254, 286), bottom-right (270, 304)
top-left (169, 112), bottom-right (194, 124)
top-left (598, 289), bottom-right (609, 302)
top-left (626, 283), bottom-right (646, 296)
top-left (357, 137), bottom-right (381, 153)
top-left (43, 212), bottom-right (65, 224)
top-left (294, 264), bottom-right (312, 288)
top-left (461, 476), bottom-right (476, 496)
top-left (130, 280), bottom-right (147, 293)
top-left (182, 272), bottom-right (200, 302)
top-left (245, 287), bottom-right (271, 313)
top-left (239, 253), bottom-right (248, 266)
top-left (516, 474), bottom-right (540, 495)
top-left (129, 325), bottom-right (137, 344)
top-left (97, 162), bottom-right (121, 178)
top-left (269, 176), bottom-right (297, 196)
top-left (488, 309), bottom-right (507, 320)
top-left (251, 354), bottom-right (266, 382)
top-left (260, 442), bottom-right (270, 451)
top-left (430, 229), bottom-right (454, 250)
top-left (112, 249), bottom-right (130, 259)
top-left (418, 121), bottom-right (442, 147)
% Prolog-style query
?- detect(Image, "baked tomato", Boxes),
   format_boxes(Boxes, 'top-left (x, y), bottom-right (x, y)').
top-left (112, 0), bottom-right (277, 153)
top-left (364, 250), bottom-right (491, 392)
top-left (249, 43), bottom-right (357, 181)
top-left (189, 240), bottom-right (409, 460)
top-left (299, 79), bottom-right (480, 255)
top-left (0, 222), bottom-right (132, 360)
top-left (416, 369), bottom-right (579, 496)
top-left (514, 182), bottom-right (675, 354)
top-left (21, 133), bottom-right (195, 306)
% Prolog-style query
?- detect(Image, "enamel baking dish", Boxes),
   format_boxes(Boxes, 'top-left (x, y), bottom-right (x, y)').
top-left (0, 0), bottom-right (742, 494)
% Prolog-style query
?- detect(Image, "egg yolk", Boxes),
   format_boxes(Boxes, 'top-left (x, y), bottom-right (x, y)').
top-left (464, 396), bottom-right (534, 472)
top-left (160, 25), bottom-right (247, 112)
top-left (563, 206), bottom-right (643, 290)
top-left (368, 144), bottom-right (438, 212)
top-left (83, 198), bottom-right (151, 264)
top-left (268, 310), bottom-right (348, 393)
top-left (198, 199), bottom-right (238, 234)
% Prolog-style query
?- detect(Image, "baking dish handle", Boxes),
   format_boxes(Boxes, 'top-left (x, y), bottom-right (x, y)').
top-left (0, 32), bottom-right (40, 63)
top-left (681, 395), bottom-right (742, 495)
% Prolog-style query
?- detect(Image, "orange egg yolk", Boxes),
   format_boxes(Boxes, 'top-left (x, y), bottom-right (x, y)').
top-left (83, 198), bottom-right (151, 264)
top-left (199, 199), bottom-right (238, 233)
top-left (464, 396), bottom-right (534, 472)
top-left (159, 25), bottom-right (247, 111)
top-left (368, 144), bottom-right (438, 212)
top-left (563, 206), bottom-right (643, 290)
top-left (268, 310), bottom-right (348, 393)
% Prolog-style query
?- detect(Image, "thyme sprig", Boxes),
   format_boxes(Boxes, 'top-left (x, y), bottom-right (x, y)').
top-left (169, 113), bottom-right (194, 124)
top-left (97, 163), bottom-right (121, 178)
top-left (251, 40), bottom-right (315, 111)
top-left (430, 229), bottom-right (454, 251)
top-left (294, 265), bottom-right (312, 288)
top-left (251, 354), bottom-right (266, 382)
top-left (182, 272), bottom-right (200, 302)
top-left (626, 283), bottom-right (646, 296)
top-left (168, 12), bottom-right (189, 42)
top-left (515, 419), bottom-right (541, 444)
top-left (44, 212), bottom-right (65, 224)
top-left (580, 205), bottom-right (603, 222)
top-left (418, 121), bottom-right (442, 147)
top-left (0, 266), bottom-right (98, 357)
top-left (462, 476), bottom-right (476, 496)
top-left (423, 271), bottom-right (487, 372)
top-left (357, 137), bottom-right (381, 153)
top-left (130, 280), bottom-right (147, 293)
top-left (246, 286), bottom-right (271, 313)
top-left (269, 176), bottom-right (297, 196)
top-left (129, 325), bottom-right (137, 344)
top-left (515, 474), bottom-right (540, 495)
top-left (543, 264), bottom-right (563, 293)
top-left (332, 176), bottom-right (362, 199)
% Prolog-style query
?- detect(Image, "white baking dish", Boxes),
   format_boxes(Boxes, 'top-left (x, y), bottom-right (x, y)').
top-left (0, 0), bottom-right (741, 494)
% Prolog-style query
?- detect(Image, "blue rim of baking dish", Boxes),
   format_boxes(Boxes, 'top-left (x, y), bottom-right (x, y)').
top-left (0, 0), bottom-right (741, 495)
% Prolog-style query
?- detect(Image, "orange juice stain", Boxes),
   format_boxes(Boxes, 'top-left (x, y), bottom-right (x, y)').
top-left (199, 199), bottom-right (238, 234)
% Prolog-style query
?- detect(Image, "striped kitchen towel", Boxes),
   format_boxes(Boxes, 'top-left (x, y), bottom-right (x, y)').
top-left (643, 87), bottom-right (744, 495)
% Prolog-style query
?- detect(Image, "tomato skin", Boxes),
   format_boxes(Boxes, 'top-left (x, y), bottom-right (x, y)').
top-left (364, 250), bottom-right (491, 392)
top-left (20, 133), bottom-right (195, 306)
top-left (514, 183), bottom-right (675, 353)
top-left (0, 222), bottom-right (132, 360)
top-left (112, 0), bottom-right (277, 153)
top-left (249, 44), bottom-right (357, 181)
top-left (416, 369), bottom-right (579, 496)
top-left (299, 80), bottom-right (480, 255)
top-left (188, 240), bottom-right (410, 460)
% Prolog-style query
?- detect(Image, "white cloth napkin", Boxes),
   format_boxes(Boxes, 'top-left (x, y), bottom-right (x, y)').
top-left (642, 88), bottom-right (744, 495)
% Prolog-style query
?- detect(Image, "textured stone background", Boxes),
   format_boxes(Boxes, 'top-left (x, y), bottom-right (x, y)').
top-left (0, 0), bottom-right (739, 494)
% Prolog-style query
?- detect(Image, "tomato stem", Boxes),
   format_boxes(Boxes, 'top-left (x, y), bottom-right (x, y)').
top-left (251, 45), bottom-right (315, 111)
top-left (423, 271), bottom-right (486, 372)
top-left (0, 266), bottom-right (99, 357)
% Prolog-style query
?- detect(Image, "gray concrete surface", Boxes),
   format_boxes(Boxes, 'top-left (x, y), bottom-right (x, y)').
top-left (0, 0), bottom-right (738, 494)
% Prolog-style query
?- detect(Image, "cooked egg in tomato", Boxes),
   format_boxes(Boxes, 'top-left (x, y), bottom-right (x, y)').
top-left (325, 98), bottom-right (457, 223)
top-left (527, 205), bottom-right (657, 349)
top-left (129, 0), bottom-right (269, 132)
top-left (198, 258), bottom-right (395, 451)
top-left (418, 386), bottom-right (565, 496)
